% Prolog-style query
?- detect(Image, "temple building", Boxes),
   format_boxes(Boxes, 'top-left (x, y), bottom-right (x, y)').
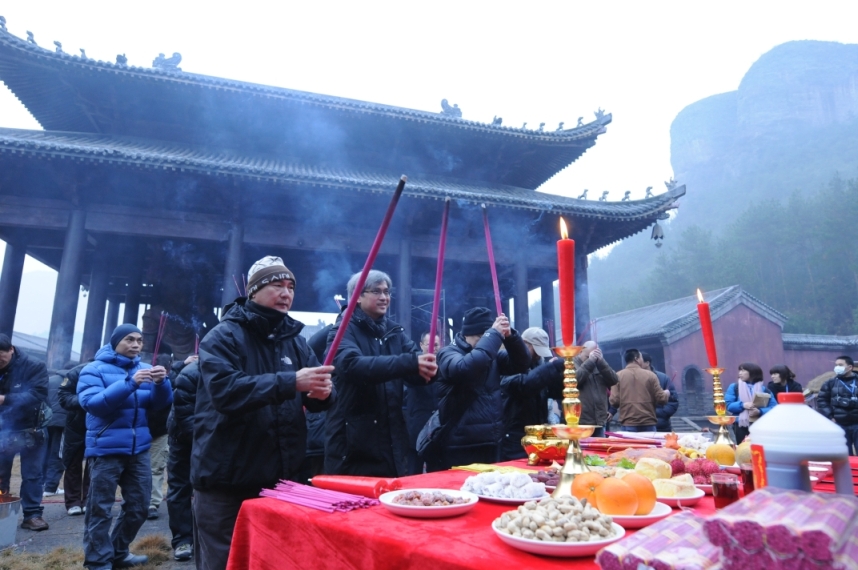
top-left (0, 21), bottom-right (684, 368)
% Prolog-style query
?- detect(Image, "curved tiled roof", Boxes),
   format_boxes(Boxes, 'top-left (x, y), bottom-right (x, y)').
top-left (0, 24), bottom-right (611, 189)
top-left (782, 334), bottom-right (858, 350)
top-left (593, 286), bottom-right (787, 345)
top-left (0, 127), bottom-right (683, 223)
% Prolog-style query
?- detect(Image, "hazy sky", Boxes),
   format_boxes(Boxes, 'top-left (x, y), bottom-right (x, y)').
top-left (2, 1), bottom-right (858, 340)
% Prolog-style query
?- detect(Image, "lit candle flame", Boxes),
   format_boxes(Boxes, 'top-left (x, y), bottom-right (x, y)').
top-left (560, 217), bottom-right (569, 240)
top-left (697, 288), bottom-right (704, 303)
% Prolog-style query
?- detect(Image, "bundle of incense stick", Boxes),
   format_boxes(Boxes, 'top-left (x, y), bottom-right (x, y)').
top-left (261, 481), bottom-right (379, 513)
top-left (151, 312), bottom-right (167, 364)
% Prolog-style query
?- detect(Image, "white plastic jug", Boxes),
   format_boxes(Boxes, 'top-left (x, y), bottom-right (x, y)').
top-left (749, 392), bottom-right (854, 495)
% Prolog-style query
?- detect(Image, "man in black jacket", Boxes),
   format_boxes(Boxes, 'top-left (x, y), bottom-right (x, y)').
top-left (57, 361), bottom-right (90, 515)
top-left (42, 363), bottom-right (71, 497)
top-left (404, 332), bottom-right (441, 474)
top-left (573, 341), bottom-right (619, 437)
top-left (818, 355), bottom-right (858, 455)
top-left (193, 256), bottom-right (334, 570)
top-left (500, 327), bottom-right (564, 460)
top-left (325, 270), bottom-right (437, 477)
top-left (0, 334), bottom-right (49, 531)
top-left (642, 352), bottom-right (679, 433)
top-left (434, 307), bottom-right (530, 470)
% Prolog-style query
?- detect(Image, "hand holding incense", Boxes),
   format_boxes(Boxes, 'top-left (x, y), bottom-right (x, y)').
top-left (324, 176), bottom-right (407, 366)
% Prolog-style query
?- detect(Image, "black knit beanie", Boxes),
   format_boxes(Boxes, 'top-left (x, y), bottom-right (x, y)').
top-left (461, 307), bottom-right (494, 336)
top-left (110, 324), bottom-right (142, 350)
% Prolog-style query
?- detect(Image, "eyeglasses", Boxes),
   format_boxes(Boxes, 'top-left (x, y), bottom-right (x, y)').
top-left (363, 288), bottom-right (392, 298)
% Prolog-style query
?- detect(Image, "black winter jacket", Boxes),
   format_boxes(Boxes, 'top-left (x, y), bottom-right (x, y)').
top-left (572, 355), bottom-right (619, 426)
top-left (435, 329), bottom-right (530, 469)
top-left (818, 373), bottom-right (858, 426)
top-left (167, 361), bottom-right (200, 446)
top-left (654, 370), bottom-right (679, 432)
top-left (324, 307), bottom-right (425, 477)
top-left (767, 379), bottom-right (804, 402)
top-left (46, 371), bottom-right (69, 428)
top-left (0, 349), bottom-right (48, 432)
top-left (57, 363), bottom-right (88, 466)
top-left (192, 299), bottom-right (334, 493)
top-left (500, 354), bottom-right (564, 460)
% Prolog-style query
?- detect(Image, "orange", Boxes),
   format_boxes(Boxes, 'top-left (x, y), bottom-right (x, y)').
top-left (571, 472), bottom-right (605, 509)
top-left (705, 443), bottom-right (736, 466)
top-left (621, 473), bottom-right (657, 515)
top-left (594, 478), bottom-right (639, 516)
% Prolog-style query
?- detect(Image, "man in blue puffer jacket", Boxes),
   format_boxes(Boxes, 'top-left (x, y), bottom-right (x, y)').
top-left (78, 324), bottom-right (173, 570)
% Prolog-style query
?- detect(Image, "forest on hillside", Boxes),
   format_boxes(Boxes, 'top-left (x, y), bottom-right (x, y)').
top-left (588, 175), bottom-right (858, 335)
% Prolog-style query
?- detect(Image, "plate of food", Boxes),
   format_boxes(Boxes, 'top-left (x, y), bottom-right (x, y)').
top-left (610, 502), bottom-right (674, 529)
top-left (657, 487), bottom-right (705, 508)
top-left (462, 471), bottom-right (548, 504)
top-left (493, 521), bottom-right (625, 557)
top-left (378, 489), bottom-right (478, 518)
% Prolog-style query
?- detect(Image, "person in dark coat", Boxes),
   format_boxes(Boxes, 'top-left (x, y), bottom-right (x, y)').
top-left (299, 323), bottom-right (334, 483)
top-left (404, 332), bottom-right (441, 474)
top-left (57, 361), bottom-right (90, 515)
top-left (767, 364), bottom-right (804, 401)
top-left (166, 359), bottom-right (199, 561)
top-left (146, 350), bottom-right (181, 521)
top-left (193, 256), bottom-right (334, 570)
top-left (818, 356), bottom-right (858, 456)
top-left (573, 341), bottom-right (619, 437)
top-left (324, 270), bottom-right (437, 477)
top-left (642, 352), bottom-right (679, 432)
top-left (0, 334), bottom-right (50, 531)
top-left (500, 327), bottom-right (564, 460)
top-left (78, 324), bottom-right (173, 569)
top-left (434, 307), bottom-right (530, 470)
top-left (42, 363), bottom-right (71, 496)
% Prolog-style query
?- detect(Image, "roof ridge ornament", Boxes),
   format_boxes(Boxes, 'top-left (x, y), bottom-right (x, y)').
top-left (599, 191), bottom-right (609, 201)
top-left (664, 177), bottom-right (677, 191)
top-left (440, 99), bottom-right (462, 118)
top-left (577, 189), bottom-right (588, 200)
top-left (492, 116), bottom-right (502, 126)
top-left (645, 186), bottom-right (653, 198)
top-left (153, 52), bottom-right (182, 71)
top-left (116, 54), bottom-right (127, 65)
top-left (26, 31), bottom-right (36, 45)
top-left (54, 41), bottom-right (63, 54)
top-left (0, 16), bottom-right (6, 32)
top-left (594, 108), bottom-right (606, 120)
top-left (555, 122), bottom-right (564, 131)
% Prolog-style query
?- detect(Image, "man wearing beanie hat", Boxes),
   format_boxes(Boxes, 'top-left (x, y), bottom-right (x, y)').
top-left (325, 269), bottom-right (437, 478)
top-left (193, 255), bottom-right (334, 570)
top-left (499, 327), bottom-right (565, 460)
top-left (77, 324), bottom-right (173, 569)
top-left (430, 308), bottom-right (530, 470)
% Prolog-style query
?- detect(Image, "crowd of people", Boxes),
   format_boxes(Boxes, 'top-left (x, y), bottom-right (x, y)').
top-left (0, 254), bottom-right (855, 570)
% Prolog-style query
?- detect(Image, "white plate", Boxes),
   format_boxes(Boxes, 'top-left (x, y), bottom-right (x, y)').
top-left (610, 502), bottom-right (674, 529)
top-left (657, 487), bottom-right (706, 508)
top-left (809, 465), bottom-right (829, 473)
top-left (492, 521), bottom-right (625, 557)
top-left (474, 493), bottom-right (550, 505)
top-left (696, 484), bottom-right (713, 495)
top-left (378, 489), bottom-right (478, 518)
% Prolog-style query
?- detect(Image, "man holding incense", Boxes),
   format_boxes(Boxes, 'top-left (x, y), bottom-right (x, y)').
top-left (432, 307), bottom-right (530, 470)
top-left (325, 270), bottom-right (438, 477)
top-left (193, 256), bottom-right (334, 570)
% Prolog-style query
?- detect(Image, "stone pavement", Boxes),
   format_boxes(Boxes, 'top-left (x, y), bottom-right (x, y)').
top-left (10, 495), bottom-right (185, 569)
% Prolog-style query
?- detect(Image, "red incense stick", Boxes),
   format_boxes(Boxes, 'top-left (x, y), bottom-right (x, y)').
top-left (481, 204), bottom-right (503, 315)
top-left (151, 311), bottom-right (167, 364)
top-left (323, 176), bottom-right (407, 366)
top-left (427, 198), bottom-right (450, 355)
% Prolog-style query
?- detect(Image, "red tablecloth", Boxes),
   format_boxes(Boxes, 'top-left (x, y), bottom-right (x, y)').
top-left (226, 461), bottom-right (718, 570)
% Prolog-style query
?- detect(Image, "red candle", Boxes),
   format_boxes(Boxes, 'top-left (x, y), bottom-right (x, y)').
top-left (428, 198), bottom-right (450, 355)
top-left (557, 218), bottom-right (575, 347)
top-left (324, 176), bottom-right (407, 366)
top-left (696, 289), bottom-right (718, 367)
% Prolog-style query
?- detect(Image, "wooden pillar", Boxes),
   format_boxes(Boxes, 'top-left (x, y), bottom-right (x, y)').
top-left (574, 248), bottom-right (591, 343)
top-left (47, 209), bottom-right (87, 369)
top-left (81, 262), bottom-right (110, 361)
top-left (397, 239), bottom-right (412, 339)
top-left (514, 260), bottom-right (529, 331)
top-left (0, 240), bottom-right (26, 338)
top-left (103, 297), bottom-right (120, 346)
top-left (221, 221), bottom-right (244, 308)
top-left (123, 268), bottom-right (142, 325)
top-left (540, 277), bottom-right (556, 346)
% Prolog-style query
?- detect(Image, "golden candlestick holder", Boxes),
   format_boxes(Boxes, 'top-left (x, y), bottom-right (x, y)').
top-left (704, 367), bottom-right (737, 448)
top-left (548, 346), bottom-right (598, 498)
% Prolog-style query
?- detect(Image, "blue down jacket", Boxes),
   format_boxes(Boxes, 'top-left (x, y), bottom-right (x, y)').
top-left (78, 345), bottom-right (173, 457)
